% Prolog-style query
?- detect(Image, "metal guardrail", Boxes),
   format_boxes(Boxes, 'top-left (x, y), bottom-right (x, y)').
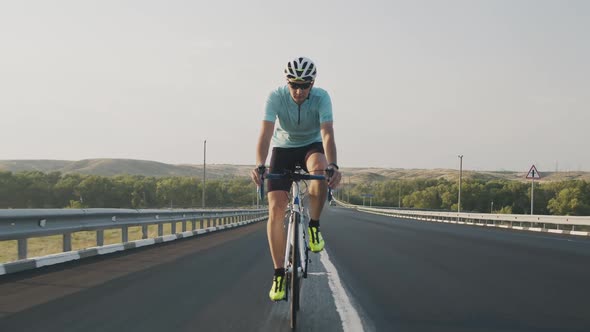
top-left (0, 208), bottom-right (268, 260)
top-left (334, 200), bottom-right (590, 236)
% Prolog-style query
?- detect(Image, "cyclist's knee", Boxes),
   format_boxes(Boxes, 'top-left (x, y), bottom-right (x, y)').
top-left (268, 191), bottom-right (288, 216)
top-left (306, 153), bottom-right (328, 175)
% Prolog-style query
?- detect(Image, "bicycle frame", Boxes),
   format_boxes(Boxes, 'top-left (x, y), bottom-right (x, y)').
top-left (284, 179), bottom-right (308, 279)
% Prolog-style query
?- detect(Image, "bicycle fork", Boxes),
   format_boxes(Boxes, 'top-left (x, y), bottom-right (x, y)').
top-left (284, 213), bottom-right (307, 277)
top-left (284, 190), bottom-right (310, 280)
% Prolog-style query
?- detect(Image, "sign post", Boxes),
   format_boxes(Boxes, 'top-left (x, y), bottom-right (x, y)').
top-left (361, 193), bottom-right (374, 206)
top-left (525, 165), bottom-right (541, 215)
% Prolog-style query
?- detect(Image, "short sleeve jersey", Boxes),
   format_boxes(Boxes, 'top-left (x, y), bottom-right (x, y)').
top-left (264, 85), bottom-right (333, 148)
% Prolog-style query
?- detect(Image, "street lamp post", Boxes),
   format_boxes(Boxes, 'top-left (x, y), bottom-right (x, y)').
top-left (458, 155), bottom-right (463, 214)
top-left (202, 139), bottom-right (206, 208)
top-left (398, 182), bottom-right (401, 208)
top-left (347, 176), bottom-right (350, 202)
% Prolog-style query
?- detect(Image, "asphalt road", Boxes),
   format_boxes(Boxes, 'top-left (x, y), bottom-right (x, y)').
top-left (322, 207), bottom-right (590, 332)
top-left (1, 206), bottom-right (590, 331)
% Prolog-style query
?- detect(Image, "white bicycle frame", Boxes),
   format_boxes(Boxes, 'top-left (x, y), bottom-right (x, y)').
top-left (283, 180), bottom-right (308, 277)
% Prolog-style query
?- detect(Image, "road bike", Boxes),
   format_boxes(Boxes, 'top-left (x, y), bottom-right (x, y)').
top-left (258, 166), bottom-right (330, 329)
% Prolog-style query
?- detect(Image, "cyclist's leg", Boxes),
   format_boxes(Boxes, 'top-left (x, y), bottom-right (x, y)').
top-left (267, 191), bottom-right (289, 269)
top-left (305, 148), bottom-right (329, 221)
top-left (304, 144), bottom-right (328, 253)
top-left (268, 147), bottom-right (300, 301)
top-left (268, 147), bottom-right (297, 269)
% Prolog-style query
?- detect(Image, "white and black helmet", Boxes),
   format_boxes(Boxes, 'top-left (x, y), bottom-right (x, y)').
top-left (284, 57), bottom-right (317, 82)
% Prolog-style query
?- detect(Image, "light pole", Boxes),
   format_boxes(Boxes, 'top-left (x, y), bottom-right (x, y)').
top-left (202, 139), bottom-right (206, 208)
top-left (347, 176), bottom-right (351, 202)
top-left (398, 182), bottom-right (401, 208)
top-left (458, 155), bottom-right (463, 213)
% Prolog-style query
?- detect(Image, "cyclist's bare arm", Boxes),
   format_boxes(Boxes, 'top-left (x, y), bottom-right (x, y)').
top-left (320, 121), bottom-right (342, 188)
top-left (320, 121), bottom-right (337, 166)
top-left (252, 120), bottom-right (274, 185)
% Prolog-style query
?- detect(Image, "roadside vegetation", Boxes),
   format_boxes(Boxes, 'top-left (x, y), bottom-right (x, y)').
top-left (341, 178), bottom-right (590, 216)
top-left (1, 171), bottom-right (589, 216)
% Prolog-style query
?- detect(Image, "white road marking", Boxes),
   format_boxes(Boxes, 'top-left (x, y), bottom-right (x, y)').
top-left (506, 232), bottom-right (590, 244)
top-left (320, 249), bottom-right (365, 332)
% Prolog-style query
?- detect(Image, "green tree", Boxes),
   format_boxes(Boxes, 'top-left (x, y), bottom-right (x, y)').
top-left (131, 177), bottom-right (158, 208)
top-left (0, 171), bottom-right (18, 208)
top-left (76, 175), bottom-right (115, 208)
top-left (548, 186), bottom-right (590, 215)
top-left (13, 171), bottom-right (55, 208)
top-left (403, 186), bottom-right (441, 209)
top-left (54, 173), bottom-right (85, 208)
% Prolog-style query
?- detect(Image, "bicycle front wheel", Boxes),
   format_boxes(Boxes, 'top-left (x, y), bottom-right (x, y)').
top-left (290, 211), bottom-right (301, 329)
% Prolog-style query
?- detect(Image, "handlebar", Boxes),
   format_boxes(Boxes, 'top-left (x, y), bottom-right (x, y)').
top-left (257, 168), bottom-right (334, 202)
top-left (265, 172), bottom-right (326, 181)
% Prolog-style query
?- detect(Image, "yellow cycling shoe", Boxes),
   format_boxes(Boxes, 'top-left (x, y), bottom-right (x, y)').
top-left (269, 274), bottom-right (286, 301)
top-left (308, 226), bottom-right (325, 253)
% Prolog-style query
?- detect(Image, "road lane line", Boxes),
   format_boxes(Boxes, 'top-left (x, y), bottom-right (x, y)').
top-left (320, 249), bottom-right (364, 332)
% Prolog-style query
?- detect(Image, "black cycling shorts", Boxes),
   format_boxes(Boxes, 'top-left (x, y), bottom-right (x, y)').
top-left (268, 142), bottom-right (325, 192)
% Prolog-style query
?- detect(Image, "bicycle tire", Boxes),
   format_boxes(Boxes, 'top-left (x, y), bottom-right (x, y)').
top-left (290, 212), bottom-right (300, 329)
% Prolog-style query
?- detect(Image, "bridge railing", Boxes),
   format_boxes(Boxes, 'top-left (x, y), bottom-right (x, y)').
top-left (0, 208), bottom-right (268, 261)
top-left (334, 200), bottom-right (590, 236)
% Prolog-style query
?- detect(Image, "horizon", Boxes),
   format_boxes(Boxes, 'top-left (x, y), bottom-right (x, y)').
top-left (2, 158), bottom-right (588, 174)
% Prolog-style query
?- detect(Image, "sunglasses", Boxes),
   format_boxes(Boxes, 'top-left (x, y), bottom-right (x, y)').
top-left (288, 81), bottom-right (312, 90)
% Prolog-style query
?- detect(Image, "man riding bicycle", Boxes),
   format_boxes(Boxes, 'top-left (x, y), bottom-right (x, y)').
top-left (251, 57), bottom-right (342, 301)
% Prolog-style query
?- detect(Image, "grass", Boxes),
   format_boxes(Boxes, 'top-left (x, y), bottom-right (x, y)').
top-left (0, 219), bottom-right (217, 264)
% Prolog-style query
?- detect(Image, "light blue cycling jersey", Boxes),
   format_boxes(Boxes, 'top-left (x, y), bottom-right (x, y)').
top-left (264, 85), bottom-right (333, 148)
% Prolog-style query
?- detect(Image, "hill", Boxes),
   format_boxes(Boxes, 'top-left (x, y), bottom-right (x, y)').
top-left (1, 159), bottom-right (589, 183)
top-left (0, 159), bottom-right (250, 179)
top-left (344, 167), bottom-right (590, 183)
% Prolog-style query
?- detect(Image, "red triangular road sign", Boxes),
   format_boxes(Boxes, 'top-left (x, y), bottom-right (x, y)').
top-left (526, 165), bottom-right (541, 179)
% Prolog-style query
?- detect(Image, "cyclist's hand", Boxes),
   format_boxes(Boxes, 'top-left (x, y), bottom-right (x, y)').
top-left (325, 166), bottom-right (342, 188)
top-left (251, 165), bottom-right (267, 186)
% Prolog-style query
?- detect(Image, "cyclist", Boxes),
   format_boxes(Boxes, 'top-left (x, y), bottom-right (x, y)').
top-left (251, 56), bottom-right (342, 301)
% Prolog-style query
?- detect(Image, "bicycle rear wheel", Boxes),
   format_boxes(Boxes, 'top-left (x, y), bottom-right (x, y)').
top-left (290, 212), bottom-right (300, 329)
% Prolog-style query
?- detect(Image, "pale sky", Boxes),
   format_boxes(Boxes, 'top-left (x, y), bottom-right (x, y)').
top-left (1, 0), bottom-right (589, 172)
